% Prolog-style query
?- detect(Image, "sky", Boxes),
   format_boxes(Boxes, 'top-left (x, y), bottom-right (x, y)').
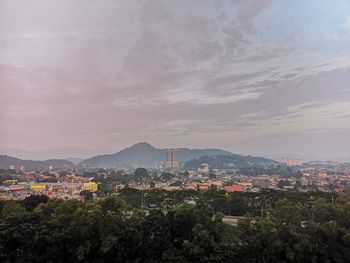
top-left (1, 0), bottom-right (350, 159)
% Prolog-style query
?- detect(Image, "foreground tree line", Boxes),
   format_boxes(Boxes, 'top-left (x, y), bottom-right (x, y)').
top-left (0, 192), bottom-right (350, 262)
top-left (117, 188), bottom-right (336, 217)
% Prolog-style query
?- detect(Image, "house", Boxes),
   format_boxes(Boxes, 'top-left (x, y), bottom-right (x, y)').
top-left (224, 185), bottom-right (244, 192)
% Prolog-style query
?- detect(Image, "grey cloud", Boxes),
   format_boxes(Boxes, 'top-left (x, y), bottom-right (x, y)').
top-left (1, 0), bottom-right (350, 158)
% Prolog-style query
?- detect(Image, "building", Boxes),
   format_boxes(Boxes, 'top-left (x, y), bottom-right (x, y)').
top-left (197, 182), bottom-right (210, 191)
top-left (82, 182), bottom-right (98, 192)
top-left (282, 158), bottom-right (303, 167)
top-left (30, 184), bottom-right (47, 192)
top-left (319, 172), bottom-right (328, 178)
top-left (165, 149), bottom-right (180, 170)
top-left (198, 163), bottom-right (210, 174)
top-left (252, 177), bottom-right (270, 188)
top-left (224, 185), bottom-right (244, 192)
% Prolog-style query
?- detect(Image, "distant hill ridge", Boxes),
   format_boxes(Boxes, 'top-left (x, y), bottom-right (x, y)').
top-left (183, 154), bottom-right (277, 170)
top-left (81, 142), bottom-right (275, 168)
top-left (0, 155), bottom-right (74, 171)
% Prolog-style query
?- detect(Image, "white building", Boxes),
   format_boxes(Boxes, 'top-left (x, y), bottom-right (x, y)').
top-left (198, 163), bottom-right (210, 174)
top-left (165, 149), bottom-right (180, 170)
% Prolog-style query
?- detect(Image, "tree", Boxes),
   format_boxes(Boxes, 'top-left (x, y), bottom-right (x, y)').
top-left (294, 180), bottom-right (302, 190)
top-left (98, 196), bottom-right (127, 215)
top-left (1, 201), bottom-right (25, 219)
top-left (134, 167), bottom-right (148, 178)
top-left (80, 190), bottom-right (93, 201)
top-left (96, 182), bottom-right (115, 196)
top-left (183, 171), bottom-right (190, 178)
top-left (209, 173), bottom-right (216, 180)
top-left (138, 210), bottom-right (172, 260)
top-left (277, 179), bottom-right (291, 190)
top-left (21, 195), bottom-right (49, 211)
top-left (1, 191), bottom-right (349, 262)
top-left (160, 172), bottom-right (173, 181)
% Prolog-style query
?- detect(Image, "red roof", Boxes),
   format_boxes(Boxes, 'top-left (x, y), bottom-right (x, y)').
top-left (183, 186), bottom-right (196, 191)
top-left (224, 185), bottom-right (243, 192)
top-left (9, 187), bottom-right (25, 191)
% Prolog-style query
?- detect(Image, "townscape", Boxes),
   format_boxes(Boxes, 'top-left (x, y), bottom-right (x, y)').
top-left (1, 145), bottom-right (350, 262)
top-left (1, 143), bottom-right (349, 203)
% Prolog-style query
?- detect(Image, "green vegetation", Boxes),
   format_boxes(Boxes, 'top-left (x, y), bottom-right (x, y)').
top-left (183, 155), bottom-right (276, 171)
top-left (238, 165), bottom-right (303, 178)
top-left (0, 192), bottom-right (349, 262)
top-left (134, 167), bottom-right (148, 178)
top-left (277, 179), bottom-right (292, 189)
top-left (183, 155), bottom-right (302, 178)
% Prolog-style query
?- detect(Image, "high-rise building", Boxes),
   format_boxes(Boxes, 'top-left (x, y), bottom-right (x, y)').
top-left (280, 157), bottom-right (303, 167)
top-left (165, 149), bottom-right (180, 170)
top-left (286, 159), bottom-right (303, 167)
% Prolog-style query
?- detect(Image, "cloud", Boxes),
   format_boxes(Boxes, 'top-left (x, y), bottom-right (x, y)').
top-left (1, 0), bottom-right (350, 157)
top-left (342, 17), bottom-right (350, 29)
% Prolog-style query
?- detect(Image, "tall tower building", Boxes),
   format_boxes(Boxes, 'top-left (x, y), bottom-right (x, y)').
top-left (165, 149), bottom-right (180, 170)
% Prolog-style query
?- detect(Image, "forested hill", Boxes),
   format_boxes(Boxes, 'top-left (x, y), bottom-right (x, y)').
top-left (0, 155), bottom-right (74, 171)
top-left (81, 142), bottom-right (234, 168)
top-left (183, 154), bottom-right (278, 170)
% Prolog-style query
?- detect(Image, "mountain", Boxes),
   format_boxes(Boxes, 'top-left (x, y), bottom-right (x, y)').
top-left (0, 147), bottom-right (111, 160)
top-left (81, 142), bottom-right (164, 168)
top-left (183, 155), bottom-right (278, 170)
top-left (178, 148), bottom-right (234, 162)
top-left (0, 155), bottom-right (74, 171)
top-left (66, 157), bottom-right (85, 164)
top-left (81, 142), bottom-right (257, 168)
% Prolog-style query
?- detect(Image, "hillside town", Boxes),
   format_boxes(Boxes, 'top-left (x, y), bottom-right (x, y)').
top-left (1, 148), bottom-right (349, 201)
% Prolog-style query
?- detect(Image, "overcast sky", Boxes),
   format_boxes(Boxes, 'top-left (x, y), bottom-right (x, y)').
top-left (1, 0), bottom-right (350, 158)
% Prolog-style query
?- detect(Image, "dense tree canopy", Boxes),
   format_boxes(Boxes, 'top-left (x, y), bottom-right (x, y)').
top-left (134, 167), bottom-right (148, 178)
top-left (0, 190), bottom-right (349, 262)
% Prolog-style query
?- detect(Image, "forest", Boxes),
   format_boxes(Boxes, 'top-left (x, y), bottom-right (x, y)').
top-left (0, 190), bottom-right (349, 262)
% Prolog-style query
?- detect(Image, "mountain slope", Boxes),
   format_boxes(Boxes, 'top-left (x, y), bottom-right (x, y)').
top-left (179, 148), bottom-right (234, 162)
top-left (81, 142), bottom-right (262, 168)
top-left (183, 154), bottom-right (278, 170)
top-left (0, 155), bottom-right (74, 171)
top-left (81, 142), bottom-right (164, 168)
top-left (0, 147), bottom-right (111, 160)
